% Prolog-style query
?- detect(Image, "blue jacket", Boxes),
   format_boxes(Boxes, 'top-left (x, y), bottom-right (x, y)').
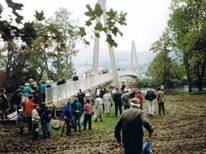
top-left (61, 105), bottom-right (76, 125)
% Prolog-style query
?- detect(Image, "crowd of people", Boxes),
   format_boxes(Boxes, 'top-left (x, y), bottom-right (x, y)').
top-left (1, 78), bottom-right (165, 153)
top-left (0, 78), bottom-right (56, 141)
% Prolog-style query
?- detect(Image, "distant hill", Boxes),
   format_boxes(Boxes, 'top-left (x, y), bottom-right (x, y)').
top-left (73, 48), bottom-right (156, 74)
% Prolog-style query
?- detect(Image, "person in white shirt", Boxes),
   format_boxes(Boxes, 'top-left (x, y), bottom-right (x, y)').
top-left (32, 104), bottom-right (41, 140)
top-left (94, 95), bottom-right (104, 122)
top-left (103, 90), bottom-right (113, 115)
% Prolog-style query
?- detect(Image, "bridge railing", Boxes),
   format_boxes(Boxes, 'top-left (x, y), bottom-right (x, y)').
top-left (45, 72), bottom-right (114, 105)
top-left (45, 70), bottom-right (138, 105)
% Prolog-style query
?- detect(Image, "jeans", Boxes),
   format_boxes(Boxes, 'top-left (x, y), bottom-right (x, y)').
top-left (74, 116), bottom-right (81, 132)
top-left (32, 122), bottom-right (39, 140)
top-left (42, 120), bottom-right (51, 137)
top-left (115, 104), bottom-right (122, 116)
top-left (158, 102), bottom-right (165, 114)
top-left (83, 114), bottom-right (92, 130)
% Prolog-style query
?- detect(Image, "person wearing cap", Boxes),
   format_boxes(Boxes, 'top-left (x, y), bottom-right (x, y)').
top-left (114, 98), bottom-right (153, 154)
top-left (16, 109), bottom-right (25, 135)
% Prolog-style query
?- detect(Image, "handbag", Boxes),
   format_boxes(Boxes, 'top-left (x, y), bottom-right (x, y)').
top-left (142, 140), bottom-right (153, 154)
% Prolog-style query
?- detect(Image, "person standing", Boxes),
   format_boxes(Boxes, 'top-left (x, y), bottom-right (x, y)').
top-left (23, 83), bottom-right (32, 98)
top-left (40, 81), bottom-right (47, 103)
top-left (71, 98), bottom-right (82, 132)
top-left (114, 98), bottom-right (153, 154)
top-left (157, 87), bottom-right (165, 115)
top-left (103, 90), bottom-right (113, 116)
top-left (16, 109), bottom-right (25, 135)
top-left (61, 99), bottom-right (77, 136)
top-left (145, 84), bottom-right (157, 116)
top-left (0, 88), bottom-right (8, 119)
top-left (77, 89), bottom-right (85, 111)
top-left (121, 82), bottom-right (126, 93)
top-left (12, 86), bottom-right (24, 114)
top-left (41, 104), bottom-right (53, 138)
top-left (94, 95), bottom-right (104, 122)
top-left (32, 104), bottom-right (41, 141)
top-left (121, 91), bottom-right (130, 110)
top-left (83, 99), bottom-right (92, 130)
top-left (135, 89), bottom-right (144, 110)
top-left (24, 95), bottom-right (34, 134)
top-left (20, 93), bottom-right (28, 112)
top-left (113, 88), bottom-right (122, 116)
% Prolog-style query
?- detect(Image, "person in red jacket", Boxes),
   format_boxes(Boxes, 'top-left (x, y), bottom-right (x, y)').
top-left (24, 95), bottom-right (34, 134)
top-left (135, 89), bottom-right (144, 110)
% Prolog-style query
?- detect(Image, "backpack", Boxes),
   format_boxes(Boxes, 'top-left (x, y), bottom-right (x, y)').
top-left (42, 110), bottom-right (52, 122)
top-left (145, 89), bottom-right (157, 101)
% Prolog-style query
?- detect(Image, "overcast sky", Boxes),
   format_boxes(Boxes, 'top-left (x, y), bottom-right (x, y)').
top-left (1, 0), bottom-right (171, 52)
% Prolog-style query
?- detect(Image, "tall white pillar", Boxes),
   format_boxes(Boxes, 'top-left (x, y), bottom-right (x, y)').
top-left (130, 40), bottom-right (140, 77)
top-left (92, 0), bottom-right (120, 89)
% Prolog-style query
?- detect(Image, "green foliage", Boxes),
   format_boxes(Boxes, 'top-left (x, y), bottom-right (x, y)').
top-left (84, 3), bottom-right (127, 47)
top-left (6, 0), bottom-right (23, 23)
top-left (34, 10), bottom-right (45, 21)
top-left (149, 31), bottom-right (185, 88)
top-left (169, 0), bottom-right (206, 91)
top-left (135, 78), bottom-right (162, 88)
top-left (0, 1), bottom-right (127, 82)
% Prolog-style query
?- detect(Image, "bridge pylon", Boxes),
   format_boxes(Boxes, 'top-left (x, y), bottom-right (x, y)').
top-left (130, 40), bottom-right (140, 78)
top-left (92, 0), bottom-right (120, 89)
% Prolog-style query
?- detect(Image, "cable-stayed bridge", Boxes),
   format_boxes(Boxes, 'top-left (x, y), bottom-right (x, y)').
top-left (45, 0), bottom-right (140, 106)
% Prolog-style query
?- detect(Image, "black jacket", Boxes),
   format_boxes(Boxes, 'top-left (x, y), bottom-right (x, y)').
top-left (114, 107), bottom-right (153, 144)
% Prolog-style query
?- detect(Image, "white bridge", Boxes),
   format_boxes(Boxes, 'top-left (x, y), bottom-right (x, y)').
top-left (45, 70), bottom-right (138, 105)
top-left (45, 0), bottom-right (140, 106)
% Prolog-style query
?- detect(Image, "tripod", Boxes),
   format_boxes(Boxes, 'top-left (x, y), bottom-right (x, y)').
top-left (60, 121), bottom-right (66, 136)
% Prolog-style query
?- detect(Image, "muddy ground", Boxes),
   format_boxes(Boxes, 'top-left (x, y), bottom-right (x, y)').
top-left (0, 93), bottom-right (206, 154)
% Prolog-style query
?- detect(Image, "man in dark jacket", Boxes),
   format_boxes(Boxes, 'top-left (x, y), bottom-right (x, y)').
top-left (12, 86), bottom-right (24, 114)
top-left (114, 98), bottom-right (153, 154)
top-left (61, 99), bottom-right (78, 136)
top-left (113, 88), bottom-right (122, 116)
